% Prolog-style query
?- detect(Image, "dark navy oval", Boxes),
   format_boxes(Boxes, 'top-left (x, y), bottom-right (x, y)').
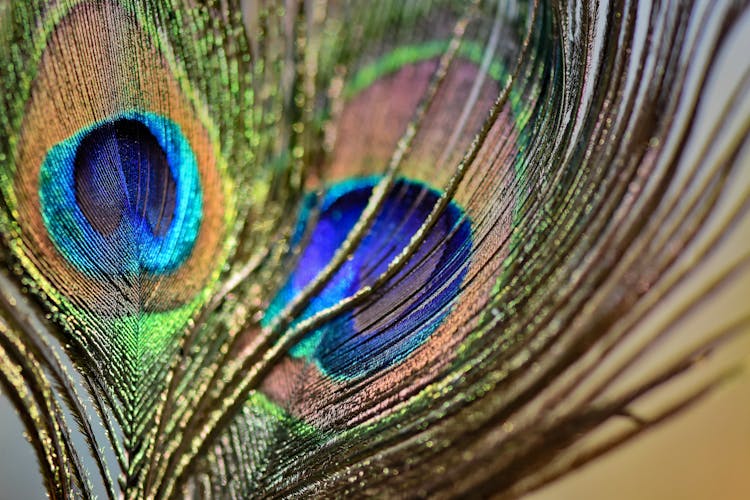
top-left (74, 119), bottom-right (177, 238)
top-left (265, 177), bottom-right (472, 380)
top-left (39, 111), bottom-right (202, 277)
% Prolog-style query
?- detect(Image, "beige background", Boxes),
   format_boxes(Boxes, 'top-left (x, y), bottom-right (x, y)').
top-left (531, 346), bottom-right (750, 500)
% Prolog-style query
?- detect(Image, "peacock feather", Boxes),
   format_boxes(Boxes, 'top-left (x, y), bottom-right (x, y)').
top-left (0, 0), bottom-right (748, 498)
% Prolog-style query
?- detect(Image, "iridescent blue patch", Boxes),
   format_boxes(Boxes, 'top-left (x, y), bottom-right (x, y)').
top-left (265, 177), bottom-right (472, 379)
top-left (39, 111), bottom-right (202, 276)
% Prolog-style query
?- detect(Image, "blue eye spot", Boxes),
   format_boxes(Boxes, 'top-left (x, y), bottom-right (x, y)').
top-left (39, 111), bottom-right (202, 277)
top-left (265, 177), bottom-right (472, 380)
top-left (74, 119), bottom-right (177, 237)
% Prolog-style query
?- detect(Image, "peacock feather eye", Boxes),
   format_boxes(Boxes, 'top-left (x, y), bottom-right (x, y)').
top-left (9, 1), bottom-right (229, 319)
top-left (264, 176), bottom-right (472, 380)
top-left (0, 1), bottom-right (246, 492)
top-left (40, 113), bottom-right (202, 279)
top-left (257, 32), bottom-right (526, 427)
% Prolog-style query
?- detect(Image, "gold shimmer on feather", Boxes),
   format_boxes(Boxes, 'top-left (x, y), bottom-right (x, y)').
top-left (0, 0), bottom-right (748, 499)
